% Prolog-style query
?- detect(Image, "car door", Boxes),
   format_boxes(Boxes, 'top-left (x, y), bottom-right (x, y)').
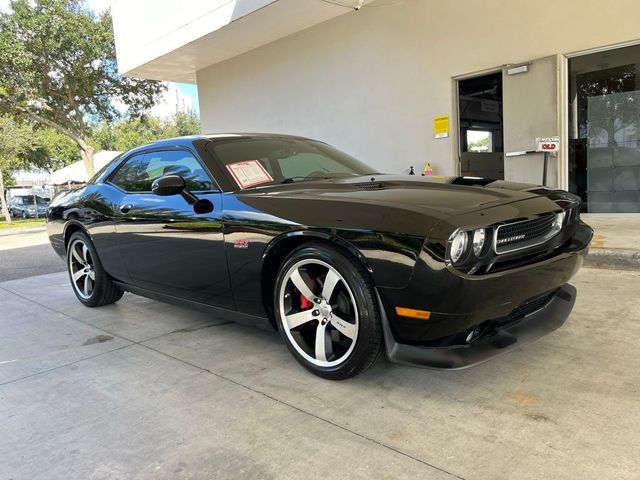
top-left (110, 147), bottom-right (233, 309)
top-left (15, 197), bottom-right (24, 215)
top-left (10, 197), bottom-right (19, 215)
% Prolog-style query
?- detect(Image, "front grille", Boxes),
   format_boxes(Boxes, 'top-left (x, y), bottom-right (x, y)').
top-left (494, 214), bottom-right (556, 254)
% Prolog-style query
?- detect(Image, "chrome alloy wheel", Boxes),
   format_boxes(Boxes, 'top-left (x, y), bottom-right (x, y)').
top-left (68, 238), bottom-right (96, 300)
top-left (278, 259), bottom-right (359, 367)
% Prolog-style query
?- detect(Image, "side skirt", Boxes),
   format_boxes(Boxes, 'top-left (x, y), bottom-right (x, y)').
top-left (113, 281), bottom-right (274, 331)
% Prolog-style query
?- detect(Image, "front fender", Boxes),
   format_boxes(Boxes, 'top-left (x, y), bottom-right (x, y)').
top-left (263, 228), bottom-right (425, 289)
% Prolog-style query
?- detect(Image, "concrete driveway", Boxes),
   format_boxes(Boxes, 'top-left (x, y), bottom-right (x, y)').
top-left (1, 268), bottom-right (638, 479)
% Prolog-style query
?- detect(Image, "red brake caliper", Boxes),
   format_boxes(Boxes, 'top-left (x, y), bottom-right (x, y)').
top-left (300, 294), bottom-right (313, 310)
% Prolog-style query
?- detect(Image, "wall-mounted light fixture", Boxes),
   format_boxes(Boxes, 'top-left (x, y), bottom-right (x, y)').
top-left (506, 64), bottom-right (529, 75)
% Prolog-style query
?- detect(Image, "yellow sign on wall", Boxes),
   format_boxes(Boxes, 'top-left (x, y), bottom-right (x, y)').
top-left (433, 115), bottom-right (449, 139)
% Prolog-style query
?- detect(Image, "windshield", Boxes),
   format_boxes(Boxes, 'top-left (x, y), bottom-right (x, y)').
top-left (212, 138), bottom-right (376, 189)
top-left (20, 197), bottom-right (48, 205)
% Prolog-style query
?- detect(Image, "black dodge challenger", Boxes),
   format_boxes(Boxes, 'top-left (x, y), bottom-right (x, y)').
top-left (47, 134), bottom-right (593, 379)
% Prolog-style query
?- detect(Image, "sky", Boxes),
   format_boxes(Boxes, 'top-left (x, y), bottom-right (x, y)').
top-left (150, 83), bottom-right (200, 118)
top-left (0, 0), bottom-right (200, 117)
top-left (175, 83), bottom-right (200, 116)
top-left (85, 0), bottom-right (200, 116)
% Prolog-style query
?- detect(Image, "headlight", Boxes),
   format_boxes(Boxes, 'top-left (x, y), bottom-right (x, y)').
top-left (551, 211), bottom-right (566, 234)
top-left (472, 228), bottom-right (486, 256)
top-left (449, 230), bottom-right (468, 264)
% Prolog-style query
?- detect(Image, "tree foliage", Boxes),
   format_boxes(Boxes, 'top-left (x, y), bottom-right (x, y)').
top-left (0, 116), bottom-right (79, 176)
top-left (91, 110), bottom-right (201, 152)
top-left (172, 110), bottom-right (201, 138)
top-left (467, 136), bottom-right (489, 152)
top-left (0, 116), bottom-right (34, 174)
top-left (0, 0), bottom-right (165, 176)
top-left (28, 127), bottom-right (81, 172)
top-left (0, 116), bottom-right (37, 221)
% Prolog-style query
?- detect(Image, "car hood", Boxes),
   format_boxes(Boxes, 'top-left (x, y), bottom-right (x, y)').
top-left (233, 175), bottom-right (561, 237)
top-left (245, 175), bottom-right (548, 216)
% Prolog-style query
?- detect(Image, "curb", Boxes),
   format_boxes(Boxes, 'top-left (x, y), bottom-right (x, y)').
top-left (0, 227), bottom-right (46, 237)
top-left (584, 248), bottom-right (640, 271)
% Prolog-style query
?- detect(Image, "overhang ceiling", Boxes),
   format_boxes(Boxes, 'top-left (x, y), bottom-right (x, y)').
top-left (114, 0), bottom-right (373, 83)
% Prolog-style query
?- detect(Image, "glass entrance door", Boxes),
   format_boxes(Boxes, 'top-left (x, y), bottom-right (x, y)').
top-left (569, 44), bottom-right (640, 212)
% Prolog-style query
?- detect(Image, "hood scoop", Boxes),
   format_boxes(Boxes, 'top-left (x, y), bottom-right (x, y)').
top-left (353, 181), bottom-right (385, 190)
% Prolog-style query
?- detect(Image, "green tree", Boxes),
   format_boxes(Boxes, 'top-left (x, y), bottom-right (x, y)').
top-left (468, 136), bottom-right (489, 152)
top-left (172, 110), bottom-right (201, 137)
top-left (0, 0), bottom-right (164, 178)
top-left (0, 117), bottom-right (34, 223)
top-left (91, 110), bottom-right (201, 152)
top-left (29, 128), bottom-right (81, 172)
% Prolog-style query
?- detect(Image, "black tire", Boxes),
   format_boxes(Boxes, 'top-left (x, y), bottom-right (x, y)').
top-left (67, 230), bottom-right (124, 307)
top-left (21, 211), bottom-right (26, 219)
top-left (274, 242), bottom-right (383, 380)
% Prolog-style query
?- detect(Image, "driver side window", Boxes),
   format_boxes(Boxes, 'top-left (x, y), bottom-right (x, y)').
top-left (111, 150), bottom-right (213, 193)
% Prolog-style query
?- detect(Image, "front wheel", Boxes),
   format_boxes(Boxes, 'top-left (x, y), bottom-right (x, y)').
top-left (67, 231), bottom-right (124, 307)
top-left (274, 243), bottom-right (383, 380)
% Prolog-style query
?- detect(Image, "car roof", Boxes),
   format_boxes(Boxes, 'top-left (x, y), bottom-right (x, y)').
top-left (123, 133), bottom-right (314, 156)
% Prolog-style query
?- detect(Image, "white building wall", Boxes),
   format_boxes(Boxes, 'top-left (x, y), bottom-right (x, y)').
top-left (197, 0), bottom-right (640, 179)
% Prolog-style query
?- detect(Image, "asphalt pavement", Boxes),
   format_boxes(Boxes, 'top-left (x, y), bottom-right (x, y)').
top-left (0, 228), bottom-right (65, 282)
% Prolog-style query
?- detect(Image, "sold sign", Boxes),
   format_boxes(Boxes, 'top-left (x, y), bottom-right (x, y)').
top-left (536, 136), bottom-right (560, 152)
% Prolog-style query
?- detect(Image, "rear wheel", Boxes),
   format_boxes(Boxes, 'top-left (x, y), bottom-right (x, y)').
top-left (274, 243), bottom-right (383, 380)
top-left (67, 231), bottom-right (124, 307)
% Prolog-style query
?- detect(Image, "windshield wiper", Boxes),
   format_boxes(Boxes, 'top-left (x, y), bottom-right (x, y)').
top-left (279, 176), bottom-right (334, 184)
top-left (279, 176), bottom-right (307, 184)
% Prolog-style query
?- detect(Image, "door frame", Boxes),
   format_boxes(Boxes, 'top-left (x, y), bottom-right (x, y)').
top-left (561, 38), bottom-right (640, 193)
top-left (451, 66), bottom-right (504, 178)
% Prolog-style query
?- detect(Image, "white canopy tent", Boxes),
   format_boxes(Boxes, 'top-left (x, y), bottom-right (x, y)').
top-left (12, 169), bottom-right (49, 186)
top-left (45, 151), bottom-right (121, 185)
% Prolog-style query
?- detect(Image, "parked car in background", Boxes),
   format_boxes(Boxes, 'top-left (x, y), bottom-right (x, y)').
top-left (10, 195), bottom-right (49, 218)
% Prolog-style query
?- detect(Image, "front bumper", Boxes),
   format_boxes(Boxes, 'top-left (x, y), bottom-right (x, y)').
top-left (374, 221), bottom-right (591, 369)
top-left (378, 222), bottom-right (591, 344)
top-left (24, 211), bottom-right (46, 218)
top-left (378, 284), bottom-right (576, 369)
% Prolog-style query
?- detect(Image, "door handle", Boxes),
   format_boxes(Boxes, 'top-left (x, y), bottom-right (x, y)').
top-left (119, 204), bottom-right (132, 214)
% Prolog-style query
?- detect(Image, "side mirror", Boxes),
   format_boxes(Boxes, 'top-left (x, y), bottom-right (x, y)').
top-left (151, 174), bottom-right (205, 209)
top-left (152, 175), bottom-right (185, 196)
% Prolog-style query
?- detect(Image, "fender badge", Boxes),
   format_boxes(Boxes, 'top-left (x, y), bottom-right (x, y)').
top-left (234, 239), bottom-right (250, 249)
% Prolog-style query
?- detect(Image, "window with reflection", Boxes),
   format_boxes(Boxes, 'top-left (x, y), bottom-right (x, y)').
top-left (111, 150), bottom-right (213, 192)
top-left (569, 45), bottom-right (640, 212)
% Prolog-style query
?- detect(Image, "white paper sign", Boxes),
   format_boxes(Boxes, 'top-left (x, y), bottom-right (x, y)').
top-left (226, 160), bottom-right (273, 189)
top-left (536, 136), bottom-right (560, 152)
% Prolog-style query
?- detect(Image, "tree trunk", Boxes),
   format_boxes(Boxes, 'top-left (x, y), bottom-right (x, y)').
top-left (80, 144), bottom-right (96, 179)
top-left (0, 168), bottom-right (12, 224)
